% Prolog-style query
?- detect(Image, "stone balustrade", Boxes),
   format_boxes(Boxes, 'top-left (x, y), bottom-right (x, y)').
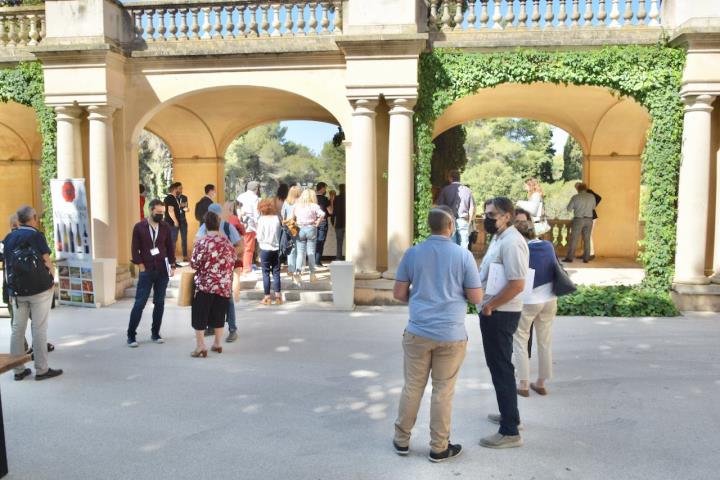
top-left (0, 6), bottom-right (46, 47)
top-left (429, 0), bottom-right (661, 31)
top-left (125, 0), bottom-right (343, 43)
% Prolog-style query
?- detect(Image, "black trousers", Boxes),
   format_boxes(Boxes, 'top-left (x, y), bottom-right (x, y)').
top-left (480, 310), bottom-right (521, 436)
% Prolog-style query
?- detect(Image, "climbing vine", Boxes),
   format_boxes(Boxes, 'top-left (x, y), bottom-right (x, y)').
top-left (416, 46), bottom-right (685, 302)
top-left (0, 62), bottom-right (57, 248)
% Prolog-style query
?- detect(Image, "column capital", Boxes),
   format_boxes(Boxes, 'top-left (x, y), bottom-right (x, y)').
top-left (387, 97), bottom-right (417, 114)
top-left (54, 105), bottom-right (83, 121)
top-left (87, 105), bottom-right (117, 121)
top-left (351, 98), bottom-right (379, 115)
top-left (682, 94), bottom-right (715, 113)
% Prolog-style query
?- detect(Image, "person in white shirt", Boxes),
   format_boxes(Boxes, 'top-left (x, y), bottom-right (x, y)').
top-left (256, 199), bottom-right (282, 305)
top-left (516, 177), bottom-right (549, 236)
top-left (237, 181), bottom-right (260, 274)
top-left (511, 208), bottom-right (557, 398)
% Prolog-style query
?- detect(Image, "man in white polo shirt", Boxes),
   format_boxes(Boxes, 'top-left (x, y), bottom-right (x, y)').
top-left (392, 205), bottom-right (483, 463)
top-left (477, 196), bottom-right (529, 449)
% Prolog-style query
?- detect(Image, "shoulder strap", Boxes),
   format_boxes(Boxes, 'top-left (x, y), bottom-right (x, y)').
top-left (223, 221), bottom-right (231, 237)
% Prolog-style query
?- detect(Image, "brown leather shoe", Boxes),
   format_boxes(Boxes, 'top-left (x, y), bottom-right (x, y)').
top-left (530, 383), bottom-right (547, 395)
top-left (517, 389), bottom-right (529, 397)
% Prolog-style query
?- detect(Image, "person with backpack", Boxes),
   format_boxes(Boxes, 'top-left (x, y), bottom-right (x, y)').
top-left (4, 205), bottom-right (62, 381)
top-left (196, 203), bottom-right (242, 342)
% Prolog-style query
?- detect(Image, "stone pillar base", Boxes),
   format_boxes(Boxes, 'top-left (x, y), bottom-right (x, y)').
top-left (355, 270), bottom-right (382, 280)
top-left (673, 275), bottom-right (711, 286)
top-left (381, 270), bottom-right (397, 280)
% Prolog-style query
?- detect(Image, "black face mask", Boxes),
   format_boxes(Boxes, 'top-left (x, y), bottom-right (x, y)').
top-left (152, 213), bottom-right (164, 223)
top-left (484, 217), bottom-right (498, 234)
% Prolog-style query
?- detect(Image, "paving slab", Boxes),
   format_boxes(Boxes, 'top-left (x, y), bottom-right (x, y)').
top-left (1, 302), bottom-right (719, 479)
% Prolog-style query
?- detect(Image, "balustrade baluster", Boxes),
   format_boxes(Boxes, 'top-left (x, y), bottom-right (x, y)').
top-left (156, 8), bottom-right (167, 41)
top-left (597, 0), bottom-right (607, 25)
top-left (544, 0), bottom-right (554, 28)
top-left (168, 9), bottom-right (178, 40)
top-left (333, 0), bottom-right (343, 34)
top-left (225, 6), bottom-right (235, 39)
top-left (213, 6), bottom-right (223, 38)
top-left (504, 1), bottom-right (516, 29)
top-left (623, 0), bottom-right (633, 25)
top-left (648, 0), bottom-right (660, 26)
top-left (467, 1), bottom-right (477, 30)
top-left (637, 0), bottom-right (647, 24)
top-left (558, 0), bottom-right (568, 27)
top-left (492, 0), bottom-right (502, 30)
top-left (451, 0), bottom-right (462, 31)
top-left (16, 14), bottom-right (27, 46)
top-left (439, 1), bottom-right (451, 31)
top-left (260, 3), bottom-right (271, 37)
top-left (516, 0), bottom-right (527, 28)
top-left (178, 9), bottom-right (189, 40)
top-left (201, 7), bottom-right (212, 39)
top-left (6, 16), bottom-right (15, 47)
top-left (609, 0), bottom-right (620, 26)
top-left (531, 0), bottom-right (540, 28)
top-left (0, 18), bottom-right (6, 47)
top-left (132, 10), bottom-right (144, 41)
top-left (583, 0), bottom-right (594, 26)
top-left (237, 5), bottom-right (247, 37)
top-left (248, 4), bottom-right (259, 37)
top-left (428, 0), bottom-right (439, 31)
top-left (479, 0), bottom-right (489, 28)
top-left (296, 2), bottom-right (307, 35)
top-left (267, 3), bottom-right (279, 36)
top-left (320, 2), bottom-right (331, 34)
top-left (308, 2), bottom-right (319, 35)
top-left (145, 10), bottom-right (156, 41)
top-left (190, 7), bottom-right (200, 39)
top-left (39, 15), bottom-right (45, 41)
top-left (570, 0), bottom-right (580, 27)
top-left (284, 3), bottom-right (294, 36)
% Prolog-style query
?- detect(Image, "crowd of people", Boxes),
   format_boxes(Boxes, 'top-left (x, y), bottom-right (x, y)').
top-left (129, 180), bottom-right (345, 352)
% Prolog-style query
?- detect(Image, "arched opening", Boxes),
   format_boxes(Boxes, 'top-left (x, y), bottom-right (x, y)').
top-left (432, 82), bottom-right (650, 280)
top-left (0, 101), bottom-right (43, 238)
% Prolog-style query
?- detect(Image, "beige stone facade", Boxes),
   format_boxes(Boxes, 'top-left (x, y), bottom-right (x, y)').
top-left (0, 0), bottom-right (718, 306)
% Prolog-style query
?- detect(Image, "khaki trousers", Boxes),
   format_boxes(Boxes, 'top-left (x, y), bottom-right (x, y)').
top-left (394, 331), bottom-right (467, 453)
top-left (512, 299), bottom-right (557, 382)
top-left (11, 287), bottom-right (53, 375)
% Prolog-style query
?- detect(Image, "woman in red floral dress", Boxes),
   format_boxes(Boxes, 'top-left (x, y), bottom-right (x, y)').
top-left (190, 211), bottom-right (237, 357)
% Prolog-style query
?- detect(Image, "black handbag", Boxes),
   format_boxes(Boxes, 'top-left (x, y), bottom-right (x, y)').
top-left (552, 256), bottom-right (576, 296)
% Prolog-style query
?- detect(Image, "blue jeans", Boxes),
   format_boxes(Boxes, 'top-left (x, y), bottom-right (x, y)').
top-left (287, 240), bottom-right (298, 273)
top-left (296, 226), bottom-right (317, 274)
top-left (453, 218), bottom-right (470, 249)
top-left (260, 249), bottom-right (281, 294)
top-left (315, 221), bottom-right (328, 265)
top-left (127, 270), bottom-right (169, 340)
top-left (227, 297), bottom-right (236, 332)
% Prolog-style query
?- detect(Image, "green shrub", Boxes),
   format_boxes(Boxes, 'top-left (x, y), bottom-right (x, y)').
top-left (557, 285), bottom-right (679, 317)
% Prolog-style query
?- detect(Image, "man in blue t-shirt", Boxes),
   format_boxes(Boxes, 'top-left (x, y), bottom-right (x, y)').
top-left (391, 205), bottom-right (483, 463)
top-left (4, 206), bottom-right (63, 381)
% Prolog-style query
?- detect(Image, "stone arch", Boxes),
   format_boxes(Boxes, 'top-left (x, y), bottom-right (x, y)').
top-left (432, 82), bottom-right (651, 258)
top-left (0, 101), bottom-right (43, 237)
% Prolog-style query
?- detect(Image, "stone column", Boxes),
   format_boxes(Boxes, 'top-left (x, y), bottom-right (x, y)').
top-left (87, 105), bottom-right (118, 260)
top-left (55, 105), bottom-right (83, 179)
top-left (347, 98), bottom-right (381, 279)
top-left (383, 98), bottom-right (415, 280)
top-left (674, 94), bottom-right (715, 285)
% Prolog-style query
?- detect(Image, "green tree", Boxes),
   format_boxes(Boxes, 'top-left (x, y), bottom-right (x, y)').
top-left (562, 136), bottom-right (583, 181)
top-left (463, 159), bottom-right (526, 202)
top-left (138, 130), bottom-right (172, 201)
top-left (431, 125), bottom-right (468, 187)
top-left (317, 141), bottom-right (346, 189)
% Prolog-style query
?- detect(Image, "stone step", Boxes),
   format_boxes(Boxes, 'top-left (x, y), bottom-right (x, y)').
top-left (123, 286), bottom-right (333, 304)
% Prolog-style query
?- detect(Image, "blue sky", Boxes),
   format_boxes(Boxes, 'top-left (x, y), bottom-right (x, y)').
top-left (282, 120), bottom-right (570, 156)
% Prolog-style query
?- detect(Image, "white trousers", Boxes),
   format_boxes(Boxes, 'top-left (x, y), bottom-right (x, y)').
top-left (513, 298), bottom-right (557, 382)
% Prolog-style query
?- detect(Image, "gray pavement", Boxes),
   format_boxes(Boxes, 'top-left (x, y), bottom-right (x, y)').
top-left (1, 301), bottom-right (719, 480)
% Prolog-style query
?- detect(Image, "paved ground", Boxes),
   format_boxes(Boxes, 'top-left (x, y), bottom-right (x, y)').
top-left (1, 301), bottom-right (719, 480)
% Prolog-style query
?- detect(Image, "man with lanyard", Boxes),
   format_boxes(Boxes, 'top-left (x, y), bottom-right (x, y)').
top-left (163, 182), bottom-right (182, 267)
top-left (127, 199), bottom-right (175, 348)
top-left (314, 182), bottom-right (332, 267)
top-left (176, 182), bottom-right (190, 264)
top-left (477, 197), bottom-right (528, 449)
top-left (4, 206), bottom-right (63, 380)
top-left (436, 170), bottom-right (476, 249)
top-left (196, 203), bottom-right (242, 343)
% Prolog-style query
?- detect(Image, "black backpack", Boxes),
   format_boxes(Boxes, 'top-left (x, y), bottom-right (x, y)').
top-left (6, 242), bottom-right (54, 297)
